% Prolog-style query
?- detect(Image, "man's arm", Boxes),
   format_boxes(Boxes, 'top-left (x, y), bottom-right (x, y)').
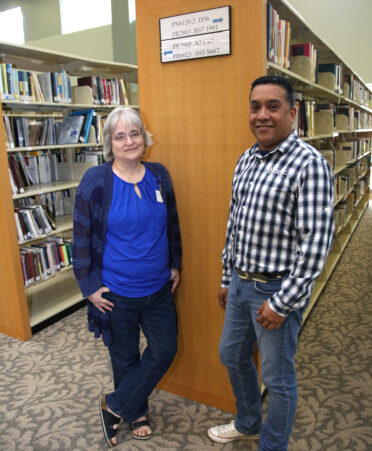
top-left (268, 157), bottom-right (335, 316)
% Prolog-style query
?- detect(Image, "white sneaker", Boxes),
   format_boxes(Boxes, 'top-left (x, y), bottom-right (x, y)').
top-left (207, 420), bottom-right (260, 443)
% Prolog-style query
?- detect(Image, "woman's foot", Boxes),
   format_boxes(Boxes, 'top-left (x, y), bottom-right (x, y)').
top-left (99, 393), bottom-right (121, 447)
top-left (130, 416), bottom-right (153, 440)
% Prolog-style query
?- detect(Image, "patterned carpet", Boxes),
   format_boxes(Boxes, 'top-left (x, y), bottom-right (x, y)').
top-left (0, 205), bottom-right (371, 451)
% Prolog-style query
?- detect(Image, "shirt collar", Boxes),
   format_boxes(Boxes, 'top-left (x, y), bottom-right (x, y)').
top-left (252, 130), bottom-right (298, 157)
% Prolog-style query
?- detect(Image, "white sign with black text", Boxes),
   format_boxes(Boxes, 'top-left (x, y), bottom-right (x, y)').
top-left (159, 6), bottom-right (231, 63)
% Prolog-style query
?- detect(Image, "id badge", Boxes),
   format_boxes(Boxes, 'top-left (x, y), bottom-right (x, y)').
top-left (155, 189), bottom-right (163, 203)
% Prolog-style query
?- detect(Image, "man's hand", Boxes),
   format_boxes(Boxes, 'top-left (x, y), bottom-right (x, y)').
top-left (88, 286), bottom-right (113, 313)
top-left (256, 300), bottom-right (285, 330)
top-left (218, 287), bottom-right (229, 310)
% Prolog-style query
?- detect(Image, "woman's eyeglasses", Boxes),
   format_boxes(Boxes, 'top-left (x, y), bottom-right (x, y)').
top-left (112, 130), bottom-right (142, 142)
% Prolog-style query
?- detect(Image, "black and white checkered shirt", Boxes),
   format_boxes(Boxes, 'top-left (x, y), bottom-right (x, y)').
top-left (222, 131), bottom-right (335, 316)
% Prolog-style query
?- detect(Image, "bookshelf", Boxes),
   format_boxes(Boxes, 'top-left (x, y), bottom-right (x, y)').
top-left (136, 0), bottom-right (371, 412)
top-left (0, 42), bottom-right (138, 340)
top-left (266, 0), bottom-right (371, 321)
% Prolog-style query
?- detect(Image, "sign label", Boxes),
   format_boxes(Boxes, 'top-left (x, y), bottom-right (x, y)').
top-left (160, 6), bottom-right (231, 63)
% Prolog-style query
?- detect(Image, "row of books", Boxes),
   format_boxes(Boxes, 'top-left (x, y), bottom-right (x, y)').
top-left (293, 97), bottom-right (372, 137)
top-left (15, 204), bottom-right (55, 243)
top-left (344, 74), bottom-right (371, 106)
top-left (21, 237), bottom-right (72, 287)
top-left (353, 178), bottom-right (369, 206)
top-left (1, 63), bottom-right (131, 106)
top-left (290, 42), bottom-right (319, 84)
top-left (0, 63), bottom-right (72, 103)
top-left (4, 110), bottom-right (108, 149)
top-left (316, 104), bottom-right (370, 135)
top-left (266, 4), bottom-right (371, 106)
top-left (76, 76), bottom-right (129, 106)
top-left (291, 53), bottom-right (370, 106)
top-left (333, 175), bottom-right (368, 235)
top-left (17, 190), bottom-right (71, 219)
top-left (75, 149), bottom-right (104, 165)
top-left (58, 110), bottom-right (94, 145)
top-left (8, 151), bottom-right (65, 195)
top-left (334, 174), bottom-right (349, 205)
top-left (319, 141), bottom-right (370, 173)
top-left (293, 96), bottom-right (314, 137)
top-left (318, 63), bottom-right (344, 94)
top-left (58, 111), bottom-right (108, 145)
top-left (334, 198), bottom-right (351, 234)
top-left (267, 2), bottom-right (291, 69)
top-left (4, 116), bottom-right (60, 148)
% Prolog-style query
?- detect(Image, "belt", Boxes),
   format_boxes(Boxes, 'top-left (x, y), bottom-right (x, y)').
top-left (236, 267), bottom-right (289, 283)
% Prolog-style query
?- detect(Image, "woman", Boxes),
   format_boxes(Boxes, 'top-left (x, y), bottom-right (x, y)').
top-left (72, 107), bottom-right (182, 447)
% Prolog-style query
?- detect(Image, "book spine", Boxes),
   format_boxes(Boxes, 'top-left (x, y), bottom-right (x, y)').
top-left (13, 69), bottom-right (20, 100)
top-left (6, 63), bottom-right (14, 100)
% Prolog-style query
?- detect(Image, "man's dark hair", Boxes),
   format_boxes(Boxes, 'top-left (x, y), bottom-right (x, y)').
top-left (250, 75), bottom-right (295, 108)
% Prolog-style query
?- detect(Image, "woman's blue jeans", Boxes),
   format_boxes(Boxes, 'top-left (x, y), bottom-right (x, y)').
top-left (219, 269), bottom-right (303, 451)
top-left (104, 281), bottom-right (178, 422)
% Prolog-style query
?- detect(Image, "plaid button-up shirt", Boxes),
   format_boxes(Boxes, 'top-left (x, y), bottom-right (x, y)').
top-left (222, 131), bottom-right (334, 316)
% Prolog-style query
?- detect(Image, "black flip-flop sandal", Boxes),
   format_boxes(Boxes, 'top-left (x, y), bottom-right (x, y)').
top-left (130, 419), bottom-right (153, 440)
top-left (99, 393), bottom-right (121, 447)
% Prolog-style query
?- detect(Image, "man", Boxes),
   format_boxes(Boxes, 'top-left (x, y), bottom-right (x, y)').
top-left (207, 75), bottom-right (334, 450)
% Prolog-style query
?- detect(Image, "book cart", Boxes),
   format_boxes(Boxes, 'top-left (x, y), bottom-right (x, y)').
top-left (0, 41), bottom-right (138, 340)
top-left (135, 0), bottom-right (371, 412)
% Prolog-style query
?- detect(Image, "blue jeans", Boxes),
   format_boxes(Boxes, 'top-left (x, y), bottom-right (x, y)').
top-left (219, 269), bottom-right (303, 451)
top-left (104, 281), bottom-right (178, 422)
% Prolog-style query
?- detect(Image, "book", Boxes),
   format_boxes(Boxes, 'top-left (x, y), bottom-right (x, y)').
top-left (3, 116), bottom-right (14, 148)
top-left (291, 43), bottom-right (313, 58)
top-left (71, 85), bottom-right (94, 105)
top-left (57, 115), bottom-right (85, 145)
top-left (290, 43), bottom-right (318, 82)
top-left (314, 103), bottom-right (335, 135)
top-left (37, 72), bottom-right (53, 102)
top-left (6, 63), bottom-right (14, 100)
top-left (119, 79), bottom-right (129, 106)
top-left (318, 63), bottom-right (343, 93)
top-left (8, 155), bottom-right (25, 193)
top-left (9, 168), bottom-right (18, 195)
top-left (78, 76), bottom-right (100, 104)
top-left (71, 109), bottom-right (94, 143)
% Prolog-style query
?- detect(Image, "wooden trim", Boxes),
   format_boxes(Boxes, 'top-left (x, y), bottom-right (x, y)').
top-left (0, 102), bottom-right (32, 340)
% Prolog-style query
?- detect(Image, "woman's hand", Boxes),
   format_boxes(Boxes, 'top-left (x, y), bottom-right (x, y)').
top-left (218, 287), bottom-right (229, 310)
top-left (170, 269), bottom-right (180, 293)
top-left (88, 286), bottom-right (113, 313)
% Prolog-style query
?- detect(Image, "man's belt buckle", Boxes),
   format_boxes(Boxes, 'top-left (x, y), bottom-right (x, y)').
top-left (236, 268), bottom-right (268, 283)
top-left (251, 272), bottom-right (269, 283)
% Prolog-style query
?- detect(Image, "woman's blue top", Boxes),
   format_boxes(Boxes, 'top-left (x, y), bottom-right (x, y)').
top-left (102, 167), bottom-right (170, 297)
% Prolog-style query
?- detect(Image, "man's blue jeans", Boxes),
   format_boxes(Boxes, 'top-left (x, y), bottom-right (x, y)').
top-left (219, 269), bottom-right (303, 451)
top-left (104, 281), bottom-right (178, 422)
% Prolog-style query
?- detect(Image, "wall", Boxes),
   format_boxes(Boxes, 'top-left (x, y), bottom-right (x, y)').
top-left (27, 25), bottom-right (114, 62)
top-left (0, 0), bottom-right (61, 41)
top-left (0, 0), bottom-right (136, 65)
top-left (112, 0), bottom-right (137, 64)
top-left (287, 0), bottom-right (372, 84)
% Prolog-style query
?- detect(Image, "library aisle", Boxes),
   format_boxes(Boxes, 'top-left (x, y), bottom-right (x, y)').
top-left (0, 205), bottom-right (371, 450)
